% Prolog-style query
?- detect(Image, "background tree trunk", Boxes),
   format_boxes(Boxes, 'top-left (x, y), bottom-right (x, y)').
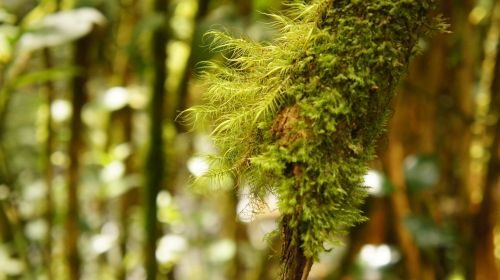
top-left (143, 0), bottom-right (169, 279)
top-left (66, 35), bottom-right (91, 280)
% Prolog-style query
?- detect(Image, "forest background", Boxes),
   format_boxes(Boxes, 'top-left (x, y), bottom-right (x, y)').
top-left (0, 0), bottom-right (499, 279)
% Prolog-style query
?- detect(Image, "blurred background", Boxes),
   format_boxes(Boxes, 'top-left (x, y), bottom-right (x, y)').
top-left (0, 0), bottom-right (498, 279)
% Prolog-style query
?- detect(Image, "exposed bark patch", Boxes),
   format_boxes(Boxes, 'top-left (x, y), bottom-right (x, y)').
top-left (280, 214), bottom-right (313, 280)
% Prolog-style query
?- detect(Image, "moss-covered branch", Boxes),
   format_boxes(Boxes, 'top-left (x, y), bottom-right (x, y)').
top-left (185, 0), bottom-right (444, 278)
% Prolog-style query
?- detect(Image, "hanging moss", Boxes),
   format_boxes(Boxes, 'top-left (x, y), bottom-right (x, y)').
top-left (185, 0), bottom-right (445, 268)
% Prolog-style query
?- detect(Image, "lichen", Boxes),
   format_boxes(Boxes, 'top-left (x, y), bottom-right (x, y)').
top-left (185, 0), bottom-right (444, 260)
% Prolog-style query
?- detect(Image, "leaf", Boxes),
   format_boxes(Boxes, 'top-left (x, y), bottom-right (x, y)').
top-left (17, 7), bottom-right (106, 53)
top-left (0, 9), bottom-right (17, 24)
top-left (13, 66), bottom-right (80, 88)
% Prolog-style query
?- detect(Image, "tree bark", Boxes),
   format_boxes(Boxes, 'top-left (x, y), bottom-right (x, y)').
top-left (188, 1), bottom-right (438, 279)
top-left (280, 214), bottom-right (313, 280)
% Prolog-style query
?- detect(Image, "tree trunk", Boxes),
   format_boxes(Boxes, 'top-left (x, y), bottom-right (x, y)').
top-left (66, 35), bottom-right (91, 280)
top-left (175, 0), bottom-right (210, 132)
top-left (187, 1), bottom-right (439, 279)
top-left (42, 47), bottom-right (55, 280)
top-left (144, 0), bottom-right (169, 279)
top-left (473, 4), bottom-right (500, 277)
top-left (473, 115), bottom-right (500, 280)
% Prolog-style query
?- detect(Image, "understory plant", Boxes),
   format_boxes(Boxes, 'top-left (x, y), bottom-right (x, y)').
top-left (185, 0), bottom-right (446, 279)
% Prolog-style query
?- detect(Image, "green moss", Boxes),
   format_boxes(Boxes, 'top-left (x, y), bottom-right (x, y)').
top-left (185, 0), bottom-right (444, 259)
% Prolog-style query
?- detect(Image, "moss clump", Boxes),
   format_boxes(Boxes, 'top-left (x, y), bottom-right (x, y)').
top-left (186, 0), bottom-right (443, 260)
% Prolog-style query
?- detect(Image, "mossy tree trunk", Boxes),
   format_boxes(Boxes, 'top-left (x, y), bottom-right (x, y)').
top-left (274, 2), bottom-right (438, 279)
top-left (187, 1), bottom-right (442, 279)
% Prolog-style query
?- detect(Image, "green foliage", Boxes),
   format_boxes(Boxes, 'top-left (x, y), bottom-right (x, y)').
top-left (403, 154), bottom-right (440, 192)
top-left (186, 0), bottom-right (441, 259)
top-left (404, 215), bottom-right (454, 248)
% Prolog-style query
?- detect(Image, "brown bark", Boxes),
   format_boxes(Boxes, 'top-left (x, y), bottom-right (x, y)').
top-left (280, 214), bottom-right (313, 280)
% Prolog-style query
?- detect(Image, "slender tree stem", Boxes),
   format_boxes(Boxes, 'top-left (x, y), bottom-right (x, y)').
top-left (473, 3), bottom-right (500, 277)
top-left (42, 47), bottom-right (55, 280)
top-left (144, 0), bottom-right (169, 279)
top-left (66, 35), bottom-right (91, 280)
